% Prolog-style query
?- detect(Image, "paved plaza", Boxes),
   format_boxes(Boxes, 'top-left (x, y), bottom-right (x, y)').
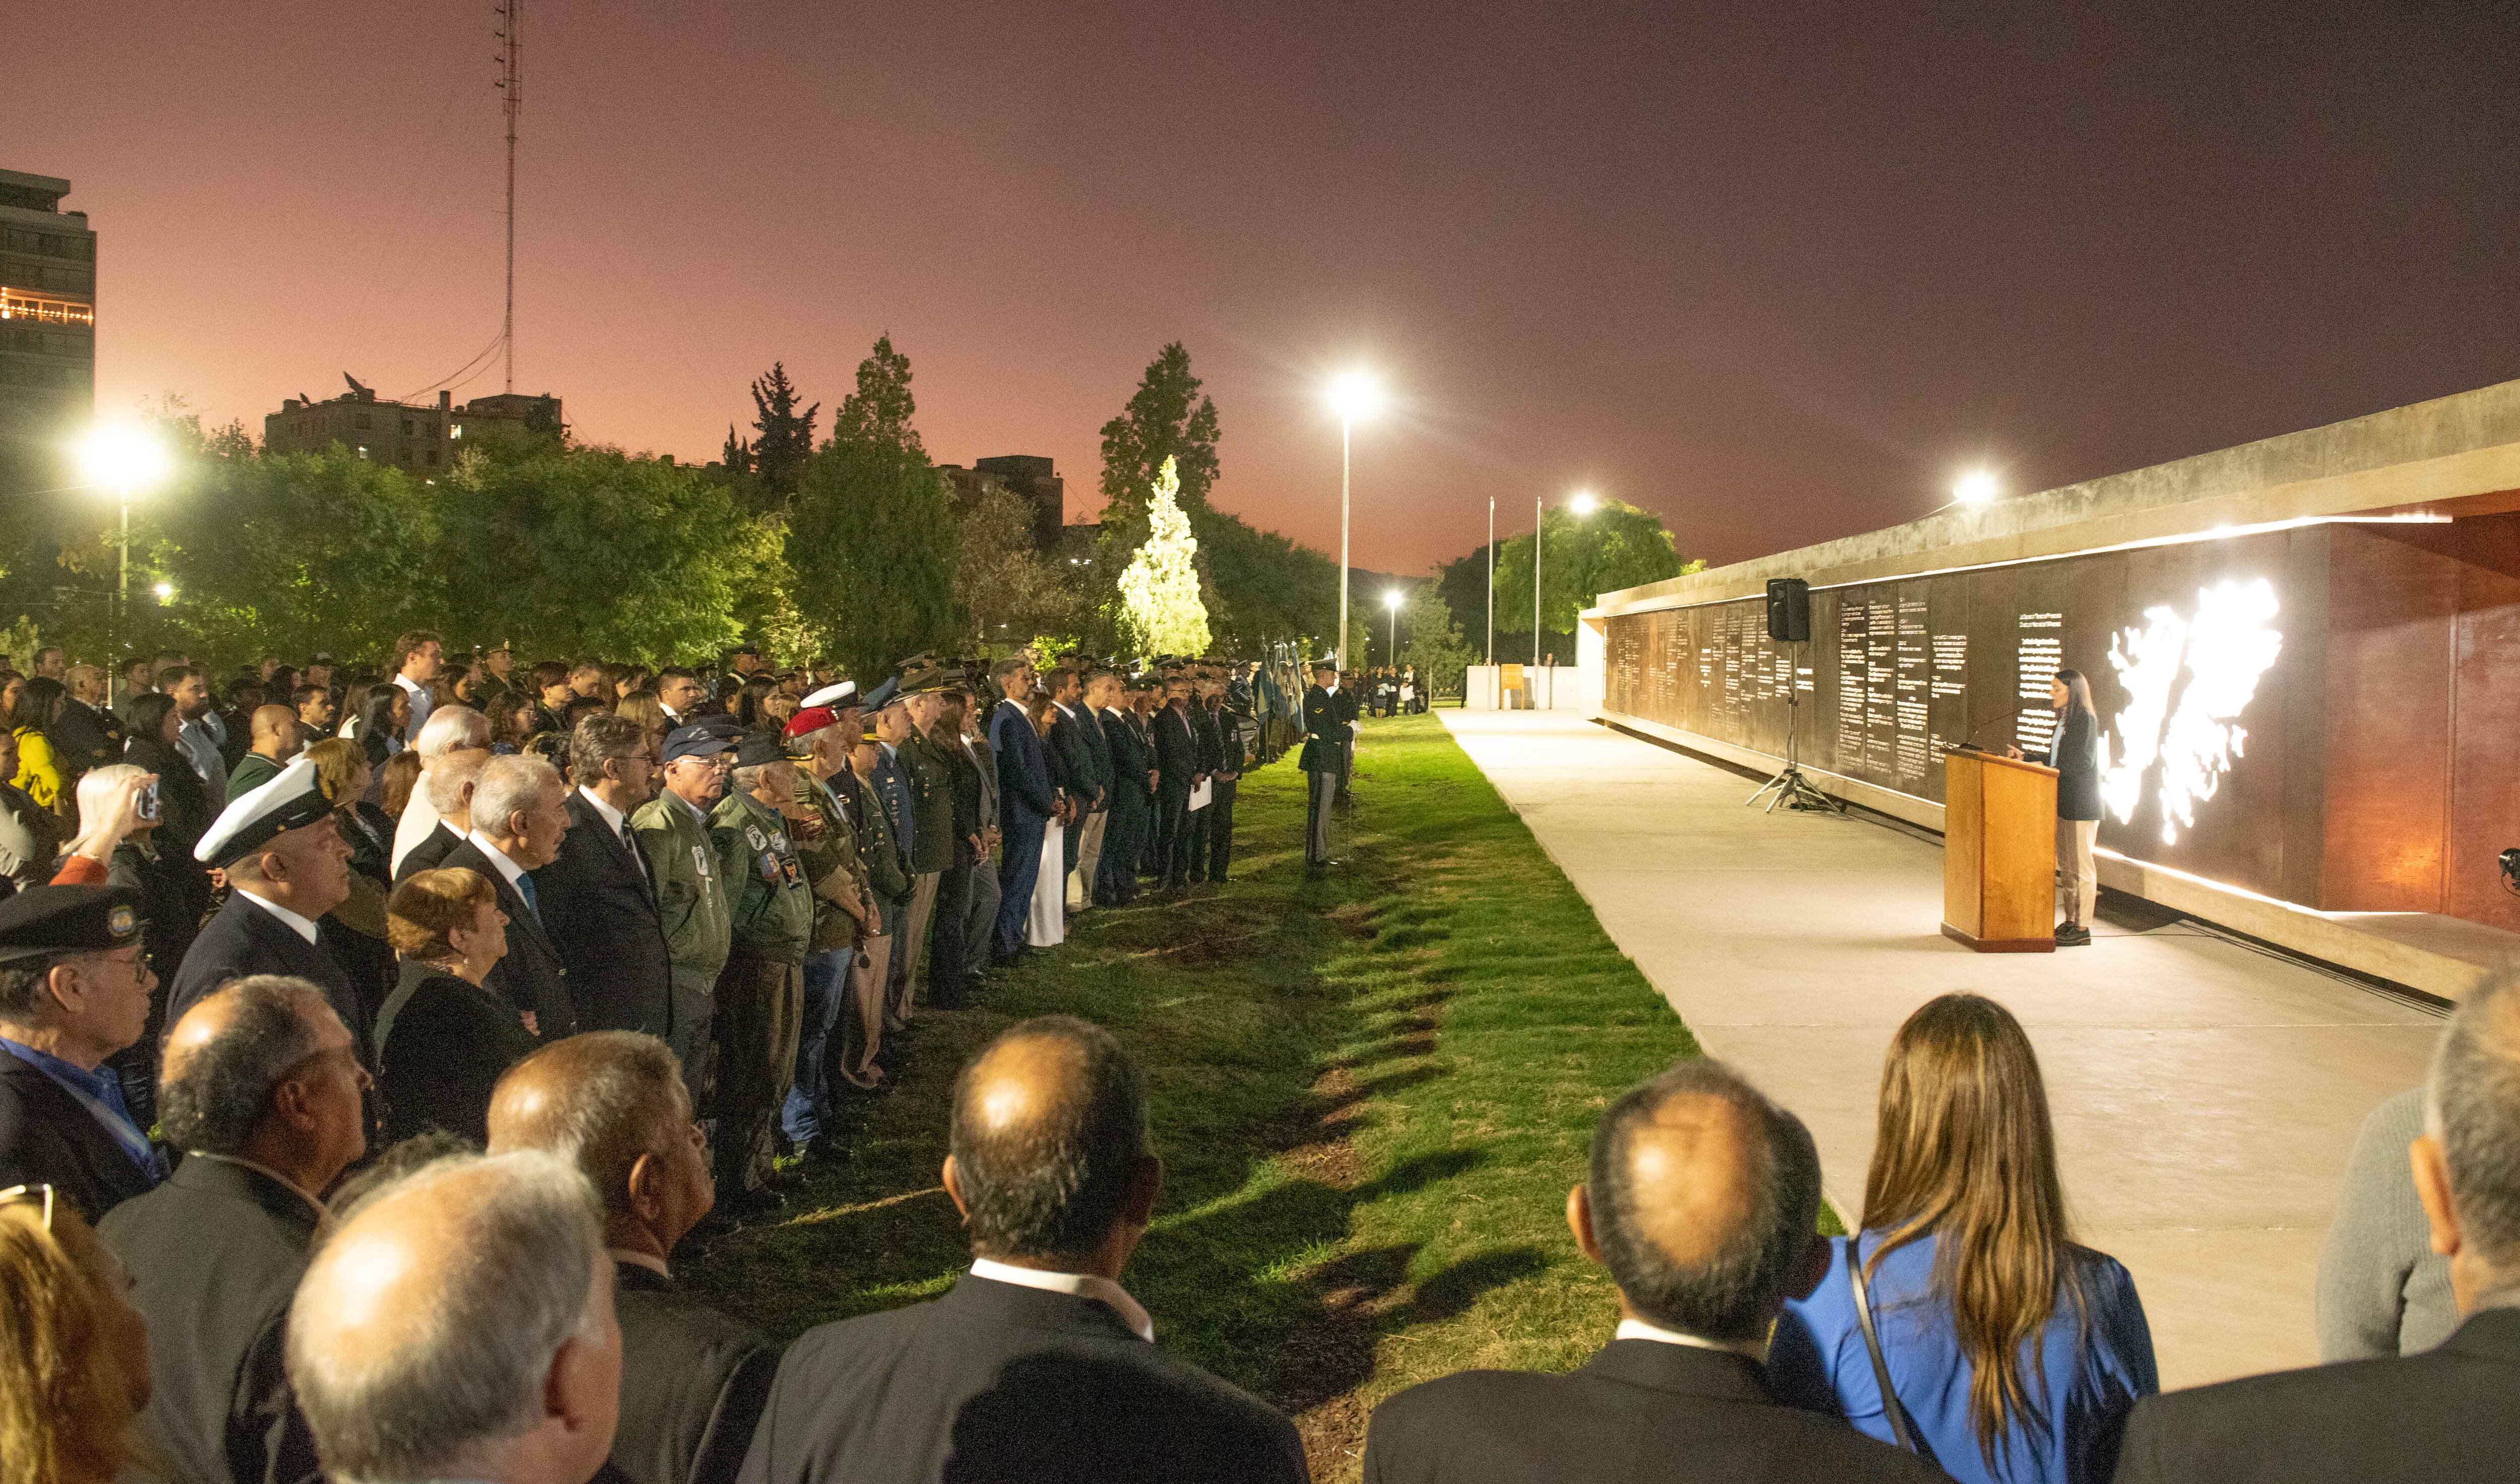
top-left (1441, 708), bottom-right (2443, 1389)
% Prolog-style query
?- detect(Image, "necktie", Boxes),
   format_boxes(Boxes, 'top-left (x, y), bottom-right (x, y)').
top-left (621, 823), bottom-right (651, 886)
top-left (517, 871), bottom-right (540, 920)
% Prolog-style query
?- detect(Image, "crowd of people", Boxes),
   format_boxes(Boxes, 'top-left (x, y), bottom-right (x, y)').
top-left (1, 631), bottom-right (2502, 1484)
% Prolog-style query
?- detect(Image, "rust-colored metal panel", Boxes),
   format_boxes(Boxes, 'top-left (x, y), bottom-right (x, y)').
top-left (2447, 514), bottom-right (2520, 931)
top-left (2318, 525), bottom-right (2456, 911)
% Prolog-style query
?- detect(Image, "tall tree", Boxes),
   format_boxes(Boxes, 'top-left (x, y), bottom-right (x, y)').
top-left (721, 424), bottom-right (753, 476)
top-left (949, 475), bottom-right (1084, 651)
top-left (829, 335), bottom-right (921, 453)
top-left (1400, 585), bottom-right (1475, 700)
top-left (1116, 457), bottom-right (1211, 657)
top-left (786, 336), bottom-right (958, 678)
top-left (1491, 499), bottom-right (1696, 663)
top-left (747, 362), bottom-right (819, 506)
top-left (1098, 342), bottom-right (1219, 524)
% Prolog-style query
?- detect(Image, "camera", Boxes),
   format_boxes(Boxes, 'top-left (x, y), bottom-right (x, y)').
top-left (138, 779), bottom-right (160, 823)
top-left (2501, 847), bottom-right (2520, 897)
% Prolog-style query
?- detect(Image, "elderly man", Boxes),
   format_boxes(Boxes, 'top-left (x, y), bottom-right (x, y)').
top-left (0, 884), bottom-right (163, 1219)
top-left (444, 753), bottom-right (577, 1042)
top-left (781, 705), bottom-right (879, 1139)
top-left (707, 734), bottom-right (811, 1215)
top-left (395, 743), bottom-right (491, 883)
top-left (50, 662), bottom-right (126, 805)
top-left (170, 757), bottom-right (365, 1059)
top-left (1362, 1060), bottom-right (1940, 1483)
top-left (2110, 964), bottom-right (2520, 1483)
top-left (536, 715), bottom-right (673, 1041)
top-left (985, 657), bottom-right (1056, 959)
top-left (878, 684), bottom-right (951, 1026)
top-left (490, 1032), bottom-right (778, 1484)
top-left (227, 702), bottom-right (308, 802)
top-left (287, 1149), bottom-right (622, 1484)
top-left (739, 1016), bottom-right (1305, 1483)
top-left (389, 704), bottom-right (494, 876)
top-left (633, 723), bottom-right (735, 1108)
top-left (100, 976), bottom-right (367, 1484)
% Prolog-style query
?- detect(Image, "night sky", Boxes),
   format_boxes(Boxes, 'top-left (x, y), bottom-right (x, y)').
top-left (15, 2), bottom-right (2518, 574)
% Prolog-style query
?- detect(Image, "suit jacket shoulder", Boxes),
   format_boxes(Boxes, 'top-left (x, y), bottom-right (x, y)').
top-left (0, 1057), bottom-right (158, 1223)
top-left (745, 1276), bottom-right (1305, 1484)
top-left (614, 1265), bottom-right (778, 1484)
top-left (2114, 1309), bottom-right (2520, 1484)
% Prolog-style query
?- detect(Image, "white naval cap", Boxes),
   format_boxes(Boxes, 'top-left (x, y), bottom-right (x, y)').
top-left (195, 754), bottom-right (340, 868)
top-left (801, 680), bottom-right (859, 710)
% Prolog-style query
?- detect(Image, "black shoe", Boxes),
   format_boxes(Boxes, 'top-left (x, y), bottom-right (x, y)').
top-left (2055, 923), bottom-right (2092, 947)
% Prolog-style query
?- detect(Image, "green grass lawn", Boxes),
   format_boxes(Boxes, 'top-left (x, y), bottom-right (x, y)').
top-left (682, 712), bottom-right (1698, 1480)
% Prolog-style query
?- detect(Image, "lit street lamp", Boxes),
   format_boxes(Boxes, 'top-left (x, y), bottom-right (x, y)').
top-left (1954, 469), bottom-right (1999, 507)
top-left (1485, 495), bottom-right (1495, 664)
top-left (1535, 488), bottom-right (1599, 668)
top-left (75, 420), bottom-right (173, 704)
top-left (1326, 370), bottom-right (1385, 671)
top-left (1383, 588), bottom-right (1402, 668)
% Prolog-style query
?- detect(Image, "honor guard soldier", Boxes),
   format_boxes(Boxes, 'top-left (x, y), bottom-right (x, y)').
top-left (632, 724), bottom-right (736, 1106)
top-left (708, 732), bottom-right (813, 1215)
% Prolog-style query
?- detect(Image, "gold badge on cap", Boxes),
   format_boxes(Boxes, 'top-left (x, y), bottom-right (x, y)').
top-left (107, 905), bottom-right (139, 939)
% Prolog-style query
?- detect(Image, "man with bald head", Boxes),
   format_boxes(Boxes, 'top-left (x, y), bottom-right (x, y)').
top-left (226, 702), bottom-right (308, 801)
top-left (738, 1015), bottom-right (1305, 1483)
top-left (287, 1149), bottom-right (622, 1484)
top-left (1362, 1058), bottom-right (1942, 1484)
top-left (490, 1031), bottom-right (777, 1484)
top-left (100, 974), bottom-right (367, 1484)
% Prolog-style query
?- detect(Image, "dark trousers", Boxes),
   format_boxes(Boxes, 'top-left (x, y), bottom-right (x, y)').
top-left (712, 950), bottom-right (804, 1196)
top-left (1183, 800), bottom-right (1213, 883)
top-left (1336, 736), bottom-right (1354, 800)
top-left (1099, 791), bottom-right (1149, 904)
top-left (928, 861), bottom-right (974, 1005)
top-left (963, 850), bottom-right (1001, 972)
top-left (1153, 787), bottom-right (1191, 888)
top-left (1207, 779), bottom-right (1239, 882)
top-left (1306, 766), bottom-right (1336, 863)
top-left (665, 968), bottom-right (716, 1111)
top-left (994, 813), bottom-right (1046, 956)
top-left (1061, 807), bottom-right (1083, 881)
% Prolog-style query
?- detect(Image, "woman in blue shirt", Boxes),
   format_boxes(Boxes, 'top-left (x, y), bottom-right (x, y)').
top-left (1770, 993), bottom-right (2156, 1484)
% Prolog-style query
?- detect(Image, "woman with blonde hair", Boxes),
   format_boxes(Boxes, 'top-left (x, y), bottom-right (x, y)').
top-left (615, 691), bottom-right (669, 760)
top-left (0, 1184), bottom-right (152, 1484)
top-left (1770, 993), bottom-right (2155, 1484)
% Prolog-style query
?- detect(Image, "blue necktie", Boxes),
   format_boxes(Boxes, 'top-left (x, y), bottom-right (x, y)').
top-left (517, 871), bottom-right (540, 920)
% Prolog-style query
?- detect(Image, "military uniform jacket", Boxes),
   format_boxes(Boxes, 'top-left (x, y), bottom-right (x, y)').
top-left (98, 1155), bottom-right (323, 1484)
top-left (710, 790), bottom-right (813, 964)
top-left (632, 792), bottom-right (734, 992)
top-left (897, 732), bottom-right (956, 876)
top-left (842, 766), bottom-right (912, 903)
top-left (790, 768), bottom-right (870, 955)
top-left (1299, 684), bottom-right (1356, 773)
top-left (930, 726), bottom-right (985, 868)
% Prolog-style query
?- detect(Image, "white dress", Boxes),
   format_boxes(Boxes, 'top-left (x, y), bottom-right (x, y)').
top-left (1027, 817), bottom-right (1066, 948)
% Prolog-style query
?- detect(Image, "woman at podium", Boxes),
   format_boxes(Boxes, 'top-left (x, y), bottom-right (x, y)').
top-left (2008, 670), bottom-right (2102, 947)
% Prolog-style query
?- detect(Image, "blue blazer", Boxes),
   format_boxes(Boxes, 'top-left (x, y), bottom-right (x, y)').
top-left (989, 700), bottom-right (1057, 824)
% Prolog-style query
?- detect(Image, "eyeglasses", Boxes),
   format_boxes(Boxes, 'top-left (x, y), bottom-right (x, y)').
top-left (0, 1183), bottom-right (57, 1231)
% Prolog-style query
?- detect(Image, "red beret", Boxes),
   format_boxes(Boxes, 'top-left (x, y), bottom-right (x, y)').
top-left (783, 705), bottom-right (838, 740)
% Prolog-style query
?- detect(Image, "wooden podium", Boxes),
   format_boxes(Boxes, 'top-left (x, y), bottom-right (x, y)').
top-left (1942, 750), bottom-right (2059, 953)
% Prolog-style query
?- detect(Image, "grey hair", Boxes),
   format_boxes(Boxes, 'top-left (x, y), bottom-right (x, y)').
top-left (412, 703), bottom-right (491, 759)
top-left (424, 748), bottom-right (491, 814)
top-left (569, 713), bottom-right (649, 784)
top-left (2427, 963), bottom-right (2520, 1269)
top-left (469, 755), bottom-right (559, 841)
top-left (75, 762), bottom-right (148, 824)
top-left (1588, 1057), bottom-right (1820, 1343)
top-left (158, 975), bottom-right (336, 1156)
top-left (728, 762), bottom-right (772, 794)
top-left (288, 1149), bottom-right (606, 1482)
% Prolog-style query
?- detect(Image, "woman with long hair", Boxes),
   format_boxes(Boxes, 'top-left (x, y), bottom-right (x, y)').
top-left (1025, 693), bottom-right (1065, 948)
top-left (0, 1186), bottom-right (152, 1484)
top-left (5, 674), bottom-right (67, 813)
top-left (1770, 994), bottom-right (2154, 1484)
top-left (353, 686), bottom-right (408, 769)
top-left (2009, 669), bottom-right (2103, 946)
top-left (121, 693), bottom-right (209, 860)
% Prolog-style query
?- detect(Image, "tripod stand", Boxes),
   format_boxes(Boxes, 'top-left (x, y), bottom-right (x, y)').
top-left (1746, 641), bottom-right (1843, 814)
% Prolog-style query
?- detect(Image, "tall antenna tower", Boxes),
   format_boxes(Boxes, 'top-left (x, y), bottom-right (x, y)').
top-left (494, 0), bottom-right (523, 393)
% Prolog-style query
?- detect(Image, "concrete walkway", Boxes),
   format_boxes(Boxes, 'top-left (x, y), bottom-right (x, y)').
top-left (1439, 709), bottom-right (2441, 1388)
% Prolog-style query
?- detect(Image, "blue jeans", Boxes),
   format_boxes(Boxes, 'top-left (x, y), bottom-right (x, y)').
top-left (781, 947), bottom-right (853, 1147)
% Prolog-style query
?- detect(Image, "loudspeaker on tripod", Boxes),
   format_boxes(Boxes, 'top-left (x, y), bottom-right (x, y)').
top-left (1766, 578), bottom-right (1811, 643)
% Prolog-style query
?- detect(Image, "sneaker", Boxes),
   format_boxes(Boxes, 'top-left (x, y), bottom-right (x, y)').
top-left (2055, 923), bottom-right (2092, 947)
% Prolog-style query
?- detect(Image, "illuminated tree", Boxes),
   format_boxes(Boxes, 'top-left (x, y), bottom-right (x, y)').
top-left (1116, 456), bottom-right (1211, 657)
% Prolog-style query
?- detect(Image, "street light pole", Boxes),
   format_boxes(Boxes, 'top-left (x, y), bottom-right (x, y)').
top-left (1533, 493), bottom-right (1543, 669)
top-left (1485, 495), bottom-right (1494, 665)
top-left (1339, 413), bottom-right (1351, 673)
top-left (115, 491), bottom-right (129, 703)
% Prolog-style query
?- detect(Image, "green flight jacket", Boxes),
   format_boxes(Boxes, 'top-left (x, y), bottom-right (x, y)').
top-left (631, 791), bottom-right (732, 994)
top-left (710, 789), bottom-right (813, 963)
top-left (898, 732), bottom-right (956, 876)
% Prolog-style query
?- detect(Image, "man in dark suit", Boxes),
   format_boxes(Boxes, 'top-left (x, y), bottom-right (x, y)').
top-left (169, 756), bottom-right (369, 1063)
top-left (986, 658), bottom-right (1057, 958)
top-left (50, 663), bottom-right (126, 808)
top-left (1095, 678), bottom-right (1153, 906)
top-left (1044, 668), bottom-right (1106, 909)
top-left (1365, 1058), bottom-right (1940, 1484)
top-left (1181, 671), bottom-right (1225, 884)
top-left (736, 1016), bottom-right (1306, 1483)
top-left (392, 745), bottom-right (489, 883)
top-left (493, 1030), bottom-right (777, 1484)
top-left (440, 753), bottom-right (577, 1042)
top-left (100, 975), bottom-right (367, 1484)
top-left (535, 716), bottom-right (673, 1040)
top-left (1148, 677), bottom-right (1201, 891)
top-left (1299, 662), bottom-right (1351, 869)
top-left (924, 692), bottom-right (985, 1008)
top-left (2110, 964), bottom-right (2520, 1484)
top-left (0, 885), bottom-right (165, 1221)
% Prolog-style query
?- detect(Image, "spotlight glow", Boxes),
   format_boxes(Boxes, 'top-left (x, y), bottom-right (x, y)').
top-left (1383, 589), bottom-right (1403, 609)
top-left (76, 420), bottom-right (173, 494)
top-left (1953, 470), bottom-right (1999, 507)
top-left (1326, 370), bottom-right (1385, 422)
top-left (1568, 490), bottom-right (1599, 516)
